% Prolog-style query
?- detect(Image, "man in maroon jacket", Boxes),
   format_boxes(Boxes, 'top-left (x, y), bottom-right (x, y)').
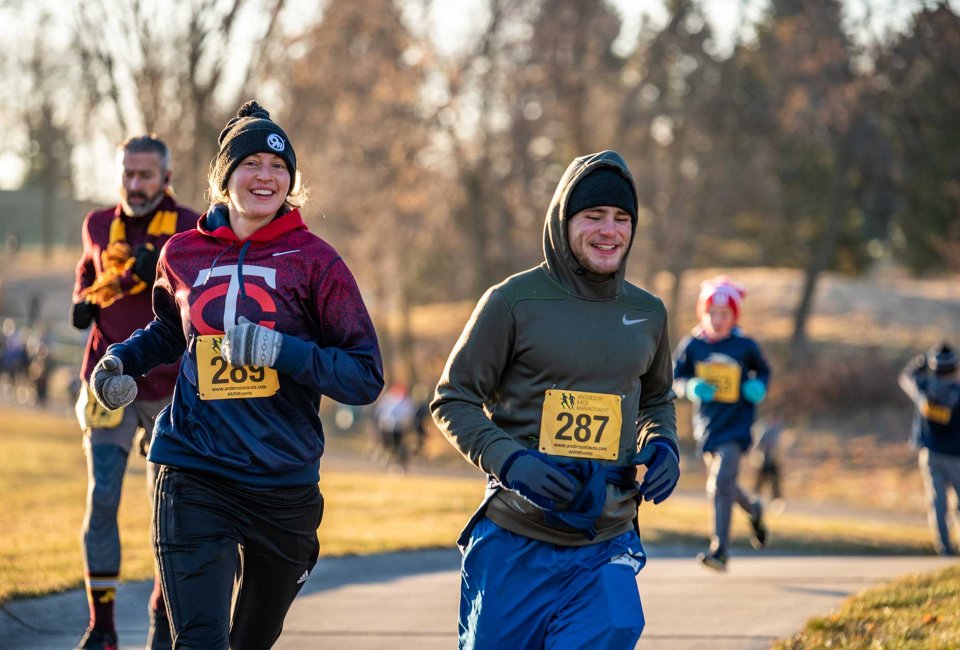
top-left (70, 135), bottom-right (197, 650)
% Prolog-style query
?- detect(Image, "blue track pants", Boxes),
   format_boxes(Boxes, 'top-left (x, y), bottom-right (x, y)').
top-left (459, 518), bottom-right (646, 650)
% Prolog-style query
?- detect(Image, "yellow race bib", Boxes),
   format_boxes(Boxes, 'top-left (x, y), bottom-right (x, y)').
top-left (695, 362), bottom-right (741, 403)
top-left (76, 383), bottom-right (124, 430)
top-left (195, 335), bottom-right (279, 400)
top-left (539, 389), bottom-right (622, 460)
top-left (921, 399), bottom-right (952, 425)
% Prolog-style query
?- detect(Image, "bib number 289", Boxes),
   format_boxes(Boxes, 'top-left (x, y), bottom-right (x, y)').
top-left (209, 356), bottom-right (267, 385)
top-left (195, 334), bottom-right (279, 400)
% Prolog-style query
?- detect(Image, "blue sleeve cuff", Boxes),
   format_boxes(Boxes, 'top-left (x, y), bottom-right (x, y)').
top-left (650, 438), bottom-right (680, 462)
top-left (105, 343), bottom-right (134, 376)
top-left (273, 333), bottom-right (312, 376)
top-left (499, 449), bottom-right (527, 483)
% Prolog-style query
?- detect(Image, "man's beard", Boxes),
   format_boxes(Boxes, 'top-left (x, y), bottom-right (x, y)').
top-left (121, 189), bottom-right (165, 217)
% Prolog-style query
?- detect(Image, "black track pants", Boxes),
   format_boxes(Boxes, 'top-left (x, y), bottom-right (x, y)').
top-left (153, 466), bottom-right (323, 649)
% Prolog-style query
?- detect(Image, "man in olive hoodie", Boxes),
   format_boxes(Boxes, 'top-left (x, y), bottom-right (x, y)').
top-left (432, 151), bottom-right (680, 650)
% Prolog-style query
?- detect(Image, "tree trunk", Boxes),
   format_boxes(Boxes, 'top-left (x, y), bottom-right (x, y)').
top-left (40, 179), bottom-right (55, 260)
top-left (397, 280), bottom-right (418, 387)
top-left (790, 138), bottom-right (849, 362)
top-left (666, 267), bottom-right (685, 349)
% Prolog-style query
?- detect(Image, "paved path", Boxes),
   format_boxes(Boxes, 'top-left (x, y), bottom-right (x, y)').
top-left (1, 546), bottom-right (955, 649)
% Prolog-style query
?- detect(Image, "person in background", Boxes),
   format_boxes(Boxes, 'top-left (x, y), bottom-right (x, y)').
top-left (90, 100), bottom-right (383, 647)
top-left (433, 150), bottom-right (679, 649)
top-left (70, 134), bottom-right (198, 650)
top-left (751, 410), bottom-right (786, 513)
top-left (899, 343), bottom-right (960, 556)
top-left (410, 384), bottom-right (433, 457)
top-left (375, 383), bottom-right (416, 469)
top-left (674, 275), bottom-right (771, 571)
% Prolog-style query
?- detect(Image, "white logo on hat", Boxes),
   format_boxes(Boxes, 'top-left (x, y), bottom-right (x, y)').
top-left (267, 133), bottom-right (285, 152)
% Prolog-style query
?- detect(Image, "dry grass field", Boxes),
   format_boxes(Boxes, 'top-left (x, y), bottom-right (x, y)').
top-left (0, 406), bottom-right (935, 606)
top-left (1, 248), bottom-right (957, 608)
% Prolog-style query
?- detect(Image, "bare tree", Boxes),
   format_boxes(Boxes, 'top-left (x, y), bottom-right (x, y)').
top-left (283, 0), bottom-right (438, 385)
top-left (744, 0), bottom-right (864, 360)
top-left (615, 0), bottom-right (729, 338)
top-left (70, 0), bottom-right (292, 208)
top-left (16, 12), bottom-right (75, 258)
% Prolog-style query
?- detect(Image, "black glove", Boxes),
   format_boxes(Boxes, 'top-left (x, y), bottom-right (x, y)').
top-left (71, 300), bottom-right (98, 329)
top-left (132, 243), bottom-right (159, 284)
top-left (501, 449), bottom-right (577, 510)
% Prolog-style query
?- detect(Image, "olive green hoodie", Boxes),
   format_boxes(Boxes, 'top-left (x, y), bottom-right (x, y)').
top-left (432, 150), bottom-right (678, 545)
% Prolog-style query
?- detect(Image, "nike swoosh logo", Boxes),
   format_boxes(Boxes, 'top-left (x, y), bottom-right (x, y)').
top-left (272, 249), bottom-right (301, 257)
top-left (623, 316), bottom-right (648, 326)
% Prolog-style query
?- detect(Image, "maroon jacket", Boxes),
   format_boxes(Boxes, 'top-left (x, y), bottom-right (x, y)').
top-left (73, 193), bottom-right (198, 400)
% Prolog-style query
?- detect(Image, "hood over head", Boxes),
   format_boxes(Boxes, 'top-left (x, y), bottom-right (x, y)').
top-left (542, 150), bottom-right (639, 300)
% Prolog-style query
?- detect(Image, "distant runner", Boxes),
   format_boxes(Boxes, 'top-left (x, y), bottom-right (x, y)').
top-left (674, 275), bottom-right (770, 571)
top-left (899, 343), bottom-right (960, 556)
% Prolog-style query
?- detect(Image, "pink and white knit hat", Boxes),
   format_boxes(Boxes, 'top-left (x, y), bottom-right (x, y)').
top-left (696, 275), bottom-right (746, 321)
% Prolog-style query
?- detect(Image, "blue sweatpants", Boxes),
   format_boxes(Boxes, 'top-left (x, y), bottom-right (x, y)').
top-left (459, 518), bottom-right (646, 650)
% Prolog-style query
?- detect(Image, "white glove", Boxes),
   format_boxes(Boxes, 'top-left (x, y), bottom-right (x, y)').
top-left (221, 316), bottom-right (283, 368)
top-left (90, 355), bottom-right (137, 410)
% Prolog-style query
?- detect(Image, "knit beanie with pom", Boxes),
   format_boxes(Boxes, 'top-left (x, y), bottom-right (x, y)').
top-left (211, 100), bottom-right (297, 193)
top-left (696, 275), bottom-right (746, 321)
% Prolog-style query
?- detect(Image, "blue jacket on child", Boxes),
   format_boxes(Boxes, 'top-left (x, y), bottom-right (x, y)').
top-left (674, 327), bottom-right (770, 453)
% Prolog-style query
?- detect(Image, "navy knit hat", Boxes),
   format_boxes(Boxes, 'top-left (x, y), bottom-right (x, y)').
top-left (566, 167), bottom-right (637, 223)
top-left (928, 343), bottom-right (958, 374)
top-left (211, 100), bottom-right (297, 192)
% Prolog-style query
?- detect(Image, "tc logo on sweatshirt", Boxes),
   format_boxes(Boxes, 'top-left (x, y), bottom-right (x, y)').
top-left (191, 264), bottom-right (278, 335)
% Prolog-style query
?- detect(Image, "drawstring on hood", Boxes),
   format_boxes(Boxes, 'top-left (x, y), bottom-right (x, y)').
top-left (236, 240), bottom-right (252, 299)
top-left (542, 151), bottom-right (639, 301)
top-left (196, 203), bottom-right (308, 298)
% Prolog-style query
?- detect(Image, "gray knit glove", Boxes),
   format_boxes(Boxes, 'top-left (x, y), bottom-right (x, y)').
top-left (221, 316), bottom-right (283, 368)
top-left (90, 355), bottom-right (138, 411)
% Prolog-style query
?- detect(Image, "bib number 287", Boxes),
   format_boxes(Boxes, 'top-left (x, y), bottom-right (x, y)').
top-left (555, 412), bottom-right (609, 443)
top-left (539, 389), bottom-right (621, 460)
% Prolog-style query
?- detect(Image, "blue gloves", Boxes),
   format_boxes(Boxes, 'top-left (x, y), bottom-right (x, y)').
top-left (687, 378), bottom-right (716, 402)
top-left (500, 449), bottom-right (577, 510)
top-left (742, 378), bottom-right (767, 404)
top-left (633, 440), bottom-right (680, 504)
